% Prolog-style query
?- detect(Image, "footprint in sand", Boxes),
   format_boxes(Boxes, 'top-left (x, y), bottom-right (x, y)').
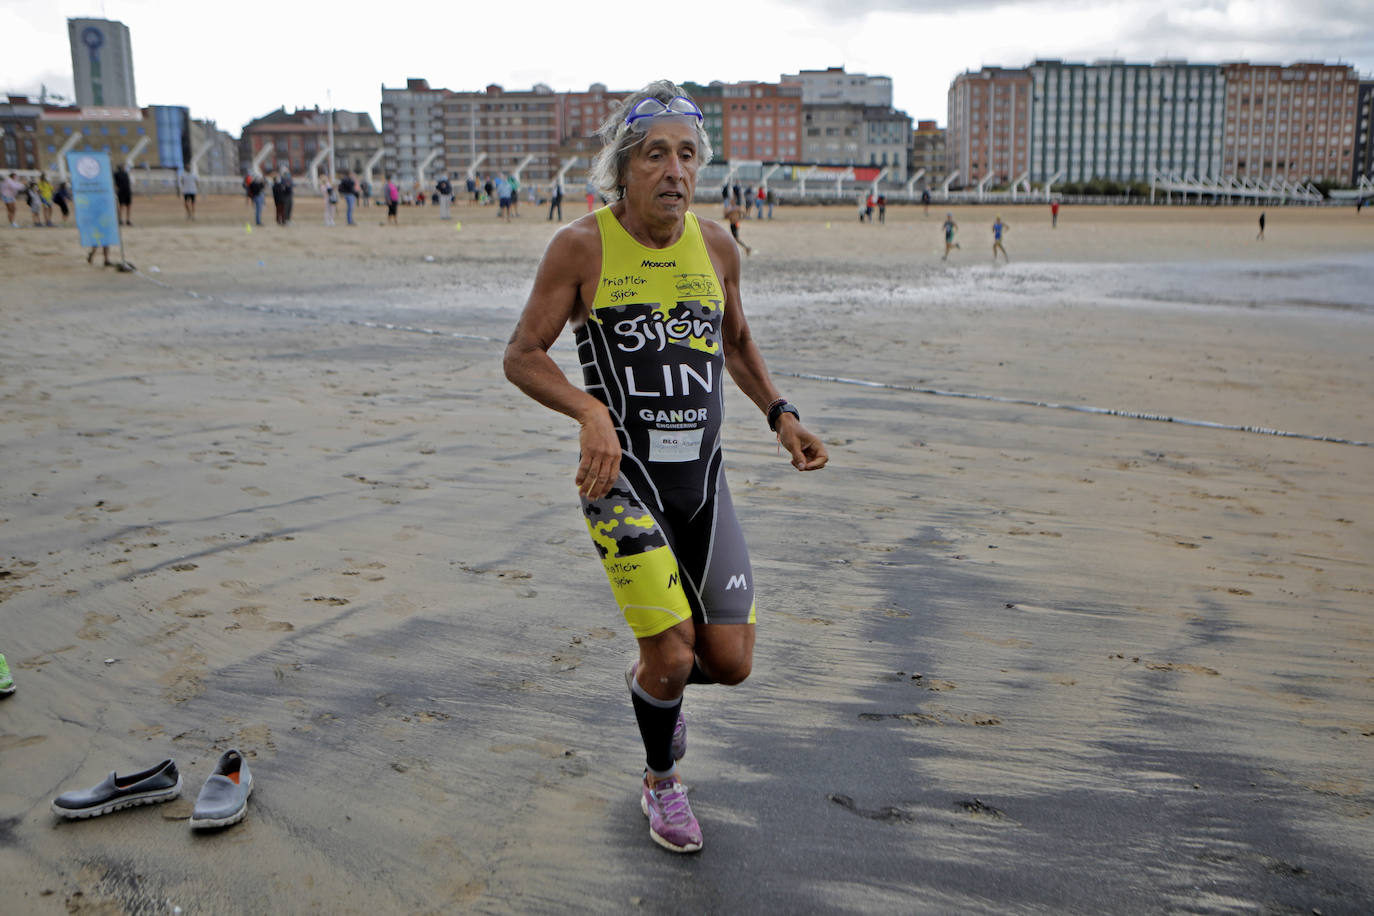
top-left (226, 605), bottom-right (294, 632)
top-left (77, 612), bottom-right (120, 640)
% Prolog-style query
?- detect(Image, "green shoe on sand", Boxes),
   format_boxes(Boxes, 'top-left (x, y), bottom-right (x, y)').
top-left (0, 654), bottom-right (14, 695)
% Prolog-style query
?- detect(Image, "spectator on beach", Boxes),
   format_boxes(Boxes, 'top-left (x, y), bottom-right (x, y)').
top-left (992, 215), bottom-right (1009, 261)
top-left (586, 178), bottom-right (597, 212)
top-left (114, 164), bottom-right (132, 226)
top-left (495, 173), bottom-right (512, 221)
top-left (1051, 198), bottom-right (1060, 228)
top-left (385, 175), bottom-right (400, 225)
top-left (744, 186), bottom-right (754, 219)
top-left (338, 171), bottom-right (358, 225)
top-left (25, 180), bottom-right (43, 226)
top-left (361, 179), bottom-right (371, 207)
top-left (466, 175), bottom-right (478, 204)
top-left (280, 171), bottom-right (295, 223)
top-left (921, 188), bottom-right (931, 216)
top-left (321, 172), bottom-right (337, 227)
top-left (37, 173), bottom-right (54, 226)
top-left (271, 174), bottom-right (286, 225)
top-left (509, 174), bottom-right (521, 217)
top-left (483, 175), bottom-right (495, 206)
top-left (437, 175), bottom-right (453, 219)
top-left (2, 171), bottom-right (23, 227)
top-left (53, 181), bottom-right (71, 224)
top-left (942, 212), bottom-right (960, 260)
top-left (1257, 211), bottom-right (1266, 240)
top-left (732, 182), bottom-right (742, 207)
top-left (766, 187), bottom-right (775, 219)
top-left (548, 178), bottom-right (563, 222)
top-left (178, 169), bottom-right (198, 221)
top-left (877, 194), bottom-right (887, 224)
top-left (247, 173), bottom-right (266, 226)
top-left (757, 185), bottom-right (766, 219)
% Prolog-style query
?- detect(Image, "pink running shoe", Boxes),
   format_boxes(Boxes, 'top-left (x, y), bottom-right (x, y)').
top-left (640, 774), bottom-right (703, 853)
top-left (625, 661), bottom-right (686, 761)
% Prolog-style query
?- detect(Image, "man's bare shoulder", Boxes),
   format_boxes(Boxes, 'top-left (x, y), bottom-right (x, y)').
top-left (696, 214), bottom-right (738, 263)
top-left (546, 212), bottom-right (601, 262)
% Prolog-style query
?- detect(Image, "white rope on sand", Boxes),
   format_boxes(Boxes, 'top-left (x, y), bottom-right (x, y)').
top-left (777, 371), bottom-right (1371, 448)
top-left (133, 268), bottom-right (1368, 449)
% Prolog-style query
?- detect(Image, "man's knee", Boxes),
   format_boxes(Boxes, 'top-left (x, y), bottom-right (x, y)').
top-left (713, 657), bottom-right (752, 686)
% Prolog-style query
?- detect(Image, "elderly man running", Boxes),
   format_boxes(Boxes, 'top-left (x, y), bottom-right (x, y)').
top-left (504, 80), bottom-right (828, 853)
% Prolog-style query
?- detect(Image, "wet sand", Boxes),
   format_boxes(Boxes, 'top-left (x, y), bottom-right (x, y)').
top-left (1, 195), bottom-right (1372, 914)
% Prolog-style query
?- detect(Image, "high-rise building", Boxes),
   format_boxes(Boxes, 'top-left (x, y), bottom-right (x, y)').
top-left (68, 18), bottom-right (137, 108)
top-left (1028, 59), bottom-right (1226, 185)
top-left (1222, 62), bottom-right (1360, 184)
top-left (946, 67), bottom-right (1032, 188)
top-left (1356, 81), bottom-right (1374, 185)
top-left (380, 79), bottom-right (448, 186)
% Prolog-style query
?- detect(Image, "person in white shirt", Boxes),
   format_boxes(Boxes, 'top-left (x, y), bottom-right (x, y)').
top-left (1, 172), bottom-right (24, 227)
top-left (178, 170), bottom-right (199, 221)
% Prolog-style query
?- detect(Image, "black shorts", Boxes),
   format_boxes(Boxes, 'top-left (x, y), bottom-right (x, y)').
top-left (183, 193), bottom-right (196, 202)
top-left (387, 201), bottom-right (398, 216)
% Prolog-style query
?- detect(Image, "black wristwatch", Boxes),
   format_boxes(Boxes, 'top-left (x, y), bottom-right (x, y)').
top-left (767, 400), bottom-right (800, 432)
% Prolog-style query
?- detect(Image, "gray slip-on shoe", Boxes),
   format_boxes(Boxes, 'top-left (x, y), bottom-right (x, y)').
top-left (51, 758), bottom-right (181, 819)
top-left (189, 749), bottom-right (252, 829)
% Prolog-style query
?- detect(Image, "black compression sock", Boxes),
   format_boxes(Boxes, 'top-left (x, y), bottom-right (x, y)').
top-left (629, 678), bottom-right (682, 773)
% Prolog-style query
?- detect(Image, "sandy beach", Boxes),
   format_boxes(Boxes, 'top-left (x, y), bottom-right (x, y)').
top-left (1, 193), bottom-right (1371, 914)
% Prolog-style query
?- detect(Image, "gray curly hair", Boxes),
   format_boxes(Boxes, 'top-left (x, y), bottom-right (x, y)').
top-left (588, 80), bottom-right (713, 200)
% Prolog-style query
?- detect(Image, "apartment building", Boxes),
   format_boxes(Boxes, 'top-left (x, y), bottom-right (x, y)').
top-left (1222, 62), bottom-right (1360, 183)
top-left (1028, 59), bottom-right (1225, 185)
top-left (946, 67), bottom-right (1032, 187)
top-left (442, 84), bottom-right (560, 187)
top-left (910, 119), bottom-right (946, 186)
top-left (380, 79), bottom-right (448, 186)
top-left (242, 107), bottom-right (381, 177)
top-left (782, 67), bottom-right (893, 107)
top-left (1, 96), bottom-right (43, 170)
top-left (718, 81), bottom-right (803, 163)
top-left (1356, 81), bottom-right (1374, 184)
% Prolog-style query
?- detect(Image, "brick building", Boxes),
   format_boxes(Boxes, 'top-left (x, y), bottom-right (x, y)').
top-left (910, 119), bottom-right (946, 186)
top-left (946, 67), bottom-right (1032, 188)
top-left (718, 81), bottom-right (803, 163)
top-left (1222, 62), bottom-right (1361, 184)
top-left (242, 106), bottom-right (380, 178)
top-left (1, 96), bottom-right (43, 171)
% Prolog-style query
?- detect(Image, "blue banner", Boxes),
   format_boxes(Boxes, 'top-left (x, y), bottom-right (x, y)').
top-left (66, 151), bottom-right (121, 250)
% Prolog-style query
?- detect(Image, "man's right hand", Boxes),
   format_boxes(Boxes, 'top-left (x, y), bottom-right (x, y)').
top-left (576, 406), bottom-right (621, 500)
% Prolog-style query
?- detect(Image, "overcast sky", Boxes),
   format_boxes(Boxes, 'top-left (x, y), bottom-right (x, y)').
top-left (4, 0), bottom-right (1371, 133)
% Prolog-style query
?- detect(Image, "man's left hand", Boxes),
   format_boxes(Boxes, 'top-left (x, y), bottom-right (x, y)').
top-left (778, 417), bottom-right (828, 471)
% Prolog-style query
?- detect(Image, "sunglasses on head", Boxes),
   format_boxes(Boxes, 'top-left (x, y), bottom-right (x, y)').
top-left (624, 96), bottom-right (704, 128)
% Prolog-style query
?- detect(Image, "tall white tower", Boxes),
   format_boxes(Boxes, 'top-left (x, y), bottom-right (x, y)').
top-left (68, 18), bottom-right (138, 108)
